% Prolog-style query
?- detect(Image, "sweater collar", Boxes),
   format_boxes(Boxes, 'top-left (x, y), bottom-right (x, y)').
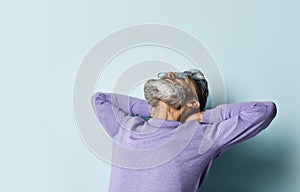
top-left (147, 118), bottom-right (181, 128)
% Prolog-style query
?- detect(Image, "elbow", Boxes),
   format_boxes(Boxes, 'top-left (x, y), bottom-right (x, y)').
top-left (264, 101), bottom-right (277, 119)
top-left (91, 92), bottom-right (107, 107)
top-left (252, 101), bottom-right (277, 122)
top-left (251, 101), bottom-right (277, 131)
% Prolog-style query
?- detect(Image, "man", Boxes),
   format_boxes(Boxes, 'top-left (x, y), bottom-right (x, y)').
top-left (91, 69), bottom-right (277, 192)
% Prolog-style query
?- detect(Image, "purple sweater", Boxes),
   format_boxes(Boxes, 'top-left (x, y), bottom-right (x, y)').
top-left (91, 92), bottom-right (277, 192)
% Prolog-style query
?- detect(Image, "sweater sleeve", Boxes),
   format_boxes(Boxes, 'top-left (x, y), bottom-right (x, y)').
top-left (91, 92), bottom-right (151, 137)
top-left (200, 101), bottom-right (277, 155)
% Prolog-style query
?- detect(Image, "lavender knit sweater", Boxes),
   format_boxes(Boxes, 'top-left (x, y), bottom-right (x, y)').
top-left (91, 92), bottom-right (277, 192)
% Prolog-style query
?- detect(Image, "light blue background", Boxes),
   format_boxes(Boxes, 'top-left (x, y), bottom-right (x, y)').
top-left (1, 0), bottom-right (299, 191)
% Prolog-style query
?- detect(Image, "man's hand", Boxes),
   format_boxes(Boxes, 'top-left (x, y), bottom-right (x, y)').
top-left (183, 110), bottom-right (205, 123)
top-left (199, 111), bottom-right (205, 123)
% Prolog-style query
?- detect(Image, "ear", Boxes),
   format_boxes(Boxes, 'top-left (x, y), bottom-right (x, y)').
top-left (186, 98), bottom-right (200, 109)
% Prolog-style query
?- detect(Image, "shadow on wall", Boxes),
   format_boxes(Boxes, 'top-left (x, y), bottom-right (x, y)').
top-left (199, 136), bottom-right (294, 192)
top-left (199, 98), bottom-right (295, 192)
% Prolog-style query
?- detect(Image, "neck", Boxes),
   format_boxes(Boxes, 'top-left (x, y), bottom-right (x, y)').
top-left (151, 101), bottom-right (203, 123)
top-left (151, 101), bottom-right (181, 121)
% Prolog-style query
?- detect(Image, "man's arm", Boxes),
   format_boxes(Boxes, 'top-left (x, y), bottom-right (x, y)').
top-left (199, 101), bottom-right (277, 153)
top-left (91, 92), bottom-right (151, 137)
top-left (202, 101), bottom-right (276, 124)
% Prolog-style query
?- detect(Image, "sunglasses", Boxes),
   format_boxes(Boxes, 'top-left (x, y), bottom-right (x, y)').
top-left (157, 70), bottom-right (205, 81)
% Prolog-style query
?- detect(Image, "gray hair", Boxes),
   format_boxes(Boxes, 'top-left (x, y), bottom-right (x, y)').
top-left (144, 79), bottom-right (186, 108)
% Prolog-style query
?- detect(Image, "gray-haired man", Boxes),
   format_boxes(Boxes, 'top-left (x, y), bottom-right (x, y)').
top-left (91, 69), bottom-right (276, 192)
